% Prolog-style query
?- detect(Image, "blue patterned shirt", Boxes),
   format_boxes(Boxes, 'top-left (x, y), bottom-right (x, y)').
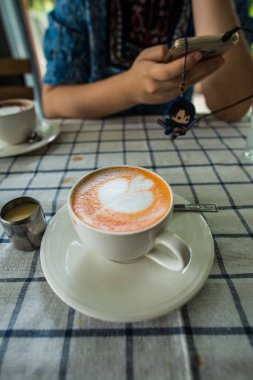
top-left (43, 0), bottom-right (253, 115)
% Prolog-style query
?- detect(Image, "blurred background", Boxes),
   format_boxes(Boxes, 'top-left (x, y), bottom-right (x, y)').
top-left (0, 0), bottom-right (253, 116)
top-left (22, 0), bottom-right (55, 76)
top-left (0, 0), bottom-right (55, 114)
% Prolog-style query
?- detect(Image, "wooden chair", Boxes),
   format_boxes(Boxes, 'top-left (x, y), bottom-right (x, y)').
top-left (0, 57), bottom-right (34, 101)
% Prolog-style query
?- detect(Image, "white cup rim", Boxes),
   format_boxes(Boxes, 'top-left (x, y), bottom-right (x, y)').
top-left (67, 165), bottom-right (174, 236)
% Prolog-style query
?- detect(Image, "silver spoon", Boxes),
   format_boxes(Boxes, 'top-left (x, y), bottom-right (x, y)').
top-left (27, 131), bottom-right (42, 144)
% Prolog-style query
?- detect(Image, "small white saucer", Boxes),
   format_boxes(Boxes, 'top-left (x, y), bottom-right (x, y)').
top-left (0, 120), bottom-right (60, 158)
top-left (40, 195), bottom-right (214, 322)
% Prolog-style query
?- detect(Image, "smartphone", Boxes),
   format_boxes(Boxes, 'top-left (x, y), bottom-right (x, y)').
top-left (165, 32), bottom-right (239, 62)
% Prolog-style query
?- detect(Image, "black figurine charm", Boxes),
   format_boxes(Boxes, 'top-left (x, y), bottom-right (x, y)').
top-left (157, 98), bottom-right (196, 139)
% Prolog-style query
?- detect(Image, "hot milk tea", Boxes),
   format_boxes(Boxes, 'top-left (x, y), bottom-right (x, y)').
top-left (0, 99), bottom-right (36, 145)
top-left (71, 167), bottom-right (172, 233)
top-left (0, 102), bottom-right (28, 116)
top-left (4, 202), bottom-right (38, 222)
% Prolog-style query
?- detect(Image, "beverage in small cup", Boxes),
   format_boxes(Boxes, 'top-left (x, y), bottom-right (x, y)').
top-left (0, 196), bottom-right (46, 251)
top-left (0, 99), bottom-right (36, 145)
top-left (67, 166), bottom-right (191, 271)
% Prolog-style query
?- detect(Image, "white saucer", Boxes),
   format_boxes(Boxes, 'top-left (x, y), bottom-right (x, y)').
top-left (0, 120), bottom-right (60, 158)
top-left (40, 194), bottom-right (214, 322)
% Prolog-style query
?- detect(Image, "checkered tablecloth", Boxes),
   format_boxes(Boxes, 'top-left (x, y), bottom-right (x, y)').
top-left (0, 115), bottom-right (252, 380)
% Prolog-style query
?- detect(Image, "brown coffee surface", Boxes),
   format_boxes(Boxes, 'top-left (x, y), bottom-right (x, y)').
top-left (71, 167), bottom-right (171, 232)
top-left (0, 104), bottom-right (27, 116)
top-left (4, 203), bottom-right (37, 222)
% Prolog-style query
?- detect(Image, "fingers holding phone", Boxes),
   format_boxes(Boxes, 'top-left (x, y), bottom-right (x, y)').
top-left (126, 44), bottom-right (225, 105)
top-left (149, 54), bottom-right (225, 102)
top-left (127, 47), bottom-right (203, 104)
top-left (184, 54), bottom-right (225, 88)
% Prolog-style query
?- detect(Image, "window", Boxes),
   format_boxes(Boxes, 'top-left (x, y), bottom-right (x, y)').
top-left (0, 0), bottom-right (53, 114)
top-left (24, 0), bottom-right (55, 75)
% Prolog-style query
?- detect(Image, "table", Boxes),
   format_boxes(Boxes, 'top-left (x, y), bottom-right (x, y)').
top-left (0, 115), bottom-right (252, 380)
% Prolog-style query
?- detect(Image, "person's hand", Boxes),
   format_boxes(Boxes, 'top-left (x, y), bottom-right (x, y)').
top-left (124, 45), bottom-right (225, 105)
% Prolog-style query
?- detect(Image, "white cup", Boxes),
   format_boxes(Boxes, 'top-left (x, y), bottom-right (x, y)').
top-left (67, 166), bottom-right (191, 271)
top-left (0, 99), bottom-right (36, 145)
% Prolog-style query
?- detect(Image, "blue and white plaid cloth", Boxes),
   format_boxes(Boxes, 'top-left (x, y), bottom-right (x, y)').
top-left (0, 115), bottom-right (253, 379)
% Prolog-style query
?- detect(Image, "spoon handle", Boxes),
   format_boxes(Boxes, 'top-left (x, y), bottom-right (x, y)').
top-left (174, 203), bottom-right (218, 212)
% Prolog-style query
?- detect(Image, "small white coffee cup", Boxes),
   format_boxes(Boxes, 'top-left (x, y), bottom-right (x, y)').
top-left (0, 99), bottom-right (36, 144)
top-left (67, 166), bottom-right (191, 271)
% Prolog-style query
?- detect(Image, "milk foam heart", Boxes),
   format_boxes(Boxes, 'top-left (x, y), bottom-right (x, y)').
top-left (99, 176), bottom-right (154, 213)
top-left (71, 167), bottom-right (172, 233)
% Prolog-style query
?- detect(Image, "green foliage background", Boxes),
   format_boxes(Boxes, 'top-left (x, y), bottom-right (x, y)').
top-left (24, 0), bottom-right (54, 12)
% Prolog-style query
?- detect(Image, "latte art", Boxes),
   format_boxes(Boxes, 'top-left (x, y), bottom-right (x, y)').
top-left (99, 175), bottom-right (154, 213)
top-left (71, 167), bottom-right (172, 232)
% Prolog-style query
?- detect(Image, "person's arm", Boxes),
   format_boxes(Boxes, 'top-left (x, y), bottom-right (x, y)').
top-left (43, 46), bottom-right (224, 119)
top-left (192, 0), bottom-right (253, 121)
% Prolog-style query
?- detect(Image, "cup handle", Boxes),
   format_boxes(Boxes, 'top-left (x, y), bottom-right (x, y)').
top-left (145, 230), bottom-right (191, 271)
